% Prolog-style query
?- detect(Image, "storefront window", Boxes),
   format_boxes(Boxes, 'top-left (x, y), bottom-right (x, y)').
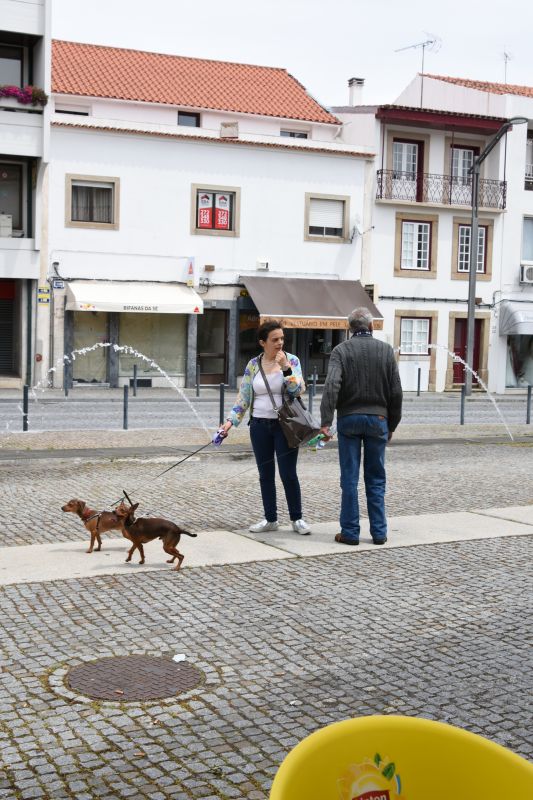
top-left (119, 313), bottom-right (186, 377)
top-left (506, 335), bottom-right (533, 387)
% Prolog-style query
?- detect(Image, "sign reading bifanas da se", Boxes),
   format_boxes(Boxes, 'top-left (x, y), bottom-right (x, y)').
top-left (123, 305), bottom-right (159, 312)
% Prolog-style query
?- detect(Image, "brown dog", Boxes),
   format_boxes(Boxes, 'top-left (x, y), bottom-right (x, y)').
top-left (61, 498), bottom-right (125, 553)
top-left (115, 502), bottom-right (197, 570)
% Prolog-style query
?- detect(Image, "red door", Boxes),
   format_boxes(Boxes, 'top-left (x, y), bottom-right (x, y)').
top-left (453, 318), bottom-right (481, 383)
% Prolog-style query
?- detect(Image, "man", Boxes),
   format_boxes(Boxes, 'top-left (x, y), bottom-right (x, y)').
top-left (320, 307), bottom-right (402, 546)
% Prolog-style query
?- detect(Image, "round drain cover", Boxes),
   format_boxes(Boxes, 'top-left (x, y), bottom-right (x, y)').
top-left (67, 655), bottom-right (204, 701)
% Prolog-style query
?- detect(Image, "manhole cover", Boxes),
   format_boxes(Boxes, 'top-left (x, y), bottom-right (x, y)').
top-left (67, 655), bottom-right (204, 701)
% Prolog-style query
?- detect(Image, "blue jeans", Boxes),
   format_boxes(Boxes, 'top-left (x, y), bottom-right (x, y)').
top-left (337, 413), bottom-right (389, 543)
top-left (249, 417), bottom-right (302, 522)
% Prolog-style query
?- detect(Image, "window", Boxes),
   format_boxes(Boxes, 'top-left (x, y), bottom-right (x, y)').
top-left (451, 147), bottom-right (475, 180)
top-left (393, 141), bottom-right (418, 177)
top-left (0, 163), bottom-right (22, 230)
top-left (178, 112), bottom-right (200, 127)
top-left (457, 225), bottom-right (486, 273)
top-left (280, 130), bottom-right (308, 139)
top-left (0, 44), bottom-right (23, 86)
top-left (400, 318), bottom-right (430, 354)
top-left (401, 221), bottom-right (430, 270)
top-left (523, 217), bottom-right (533, 262)
top-left (66, 175), bottom-right (120, 229)
top-left (191, 185), bottom-right (240, 236)
top-left (305, 195), bottom-right (349, 241)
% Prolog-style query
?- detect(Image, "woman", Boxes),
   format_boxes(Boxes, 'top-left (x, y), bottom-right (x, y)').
top-left (221, 320), bottom-right (311, 535)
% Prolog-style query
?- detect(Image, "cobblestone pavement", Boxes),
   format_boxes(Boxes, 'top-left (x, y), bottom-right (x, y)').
top-left (0, 538), bottom-right (531, 799)
top-left (1, 439), bottom-right (533, 547)
top-left (1, 432), bottom-right (532, 799)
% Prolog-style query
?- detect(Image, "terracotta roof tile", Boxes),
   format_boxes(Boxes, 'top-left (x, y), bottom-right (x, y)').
top-left (52, 40), bottom-right (339, 124)
top-left (424, 73), bottom-right (533, 98)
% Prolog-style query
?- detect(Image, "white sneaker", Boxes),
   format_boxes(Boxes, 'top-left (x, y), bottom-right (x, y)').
top-left (249, 519), bottom-right (279, 533)
top-left (292, 519), bottom-right (311, 535)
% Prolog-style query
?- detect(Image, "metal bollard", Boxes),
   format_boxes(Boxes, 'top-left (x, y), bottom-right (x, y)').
top-left (64, 378), bottom-right (69, 398)
top-left (196, 362), bottom-right (201, 398)
top-left (312, 366), bottom-right (317, 398)
top-left (219, 382), bottom-right (225, 426)
top-left (308, 388), bottom-right (314, 416)
top-left (133, 364), bottom-right (138, 397)
top-left (22, 384), bottom-right (29, 431)
top-left (460, 384), bottom-right (466, 425)
top-left (123, 384), bottom-right (129, 430)
top-left (527, 385), bottom-right (532, 425)
top-left (417, 367), bottom-right (421, 397)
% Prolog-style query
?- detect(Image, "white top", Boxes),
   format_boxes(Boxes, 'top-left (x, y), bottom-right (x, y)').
top-left (252, 370), bottom-right (284, 418)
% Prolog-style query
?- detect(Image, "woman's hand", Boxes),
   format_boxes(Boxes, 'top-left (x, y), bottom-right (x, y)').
top-left (275, 350), bottom-right (290, 370)
top-left (221, 420), bottom-right (233, 436)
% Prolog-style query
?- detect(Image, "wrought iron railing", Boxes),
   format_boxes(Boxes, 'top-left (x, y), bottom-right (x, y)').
top-left (376, 169), bottom-right (506, 209)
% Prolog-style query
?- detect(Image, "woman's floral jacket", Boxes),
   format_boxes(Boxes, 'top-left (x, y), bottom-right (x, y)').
top-left (228, 352), bottom-right (305, 427)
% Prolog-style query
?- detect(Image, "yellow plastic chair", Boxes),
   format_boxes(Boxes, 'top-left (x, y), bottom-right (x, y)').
top-left (269, 715), bottom-right (533, 800)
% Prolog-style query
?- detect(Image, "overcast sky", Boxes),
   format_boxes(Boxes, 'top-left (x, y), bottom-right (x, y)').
top-left (52, 0), bottom-right (533, 108)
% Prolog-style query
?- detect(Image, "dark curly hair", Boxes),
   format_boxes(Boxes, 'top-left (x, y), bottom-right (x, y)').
top-left (257, 320), bottom-right (283, 344)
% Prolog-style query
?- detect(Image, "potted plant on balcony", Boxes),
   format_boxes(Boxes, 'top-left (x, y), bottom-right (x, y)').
top-left (0, 85), bottom-right (48, 109)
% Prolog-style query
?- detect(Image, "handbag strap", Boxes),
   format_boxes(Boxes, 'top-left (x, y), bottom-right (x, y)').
top-left (258, 354), bottom-right (281, 414)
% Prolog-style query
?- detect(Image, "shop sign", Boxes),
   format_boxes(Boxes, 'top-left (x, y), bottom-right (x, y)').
top-left (261, 315), bottom-right (349, 330)
top-left (38, 285), bottom-right (50, 304)
top-left (197, 192), bottom-right (213, 228)
top-left (214, 193), bottom-right (230, 230)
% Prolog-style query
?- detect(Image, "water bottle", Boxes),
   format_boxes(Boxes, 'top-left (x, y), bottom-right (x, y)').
top-left (212, 427), bottom-right (227, 446)
top-left (308, 423), bottom-right (336, 451)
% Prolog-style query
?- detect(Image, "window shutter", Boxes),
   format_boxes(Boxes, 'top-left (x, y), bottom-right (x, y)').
top-left (309, 198), bottom-right (344, 229)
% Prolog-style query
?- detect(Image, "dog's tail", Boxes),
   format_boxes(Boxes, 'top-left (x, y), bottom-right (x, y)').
top-left (182, 530), bottom-right (197, 538)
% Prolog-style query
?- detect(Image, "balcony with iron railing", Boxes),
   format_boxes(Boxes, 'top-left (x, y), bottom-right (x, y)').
top-left (376, 169), bottom-right (507, 210)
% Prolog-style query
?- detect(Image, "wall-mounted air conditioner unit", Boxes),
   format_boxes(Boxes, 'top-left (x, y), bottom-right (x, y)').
top-left (256, 260), bottom-right (269, 271)
top-left (519, 264), bottom-right (533, 284)
top-left (0, 214), bottom-right (13, 237)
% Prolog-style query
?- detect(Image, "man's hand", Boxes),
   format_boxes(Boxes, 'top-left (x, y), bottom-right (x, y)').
top-left (388, 431), bottom-right (393, 442)
top-left (320, 425), bottom-right (333, 442)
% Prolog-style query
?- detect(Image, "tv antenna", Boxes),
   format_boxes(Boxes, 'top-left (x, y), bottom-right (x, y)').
top-left (503, 50), bottom-right (513, 83)
top-left (395, 34), bottom-right (442, 107)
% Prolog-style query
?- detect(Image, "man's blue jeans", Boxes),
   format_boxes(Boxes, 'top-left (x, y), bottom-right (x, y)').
top-left (337, 413), bottom-right (389, 543)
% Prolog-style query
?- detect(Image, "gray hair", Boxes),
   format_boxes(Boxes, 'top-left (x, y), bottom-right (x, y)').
top-left (348, 307), bottom-right (373, 333)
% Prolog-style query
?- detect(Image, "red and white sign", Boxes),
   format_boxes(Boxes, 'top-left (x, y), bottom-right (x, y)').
top-left (197, 192), bottom-right (213, 229)
top-left (214, 193), bottom-right (230, 230)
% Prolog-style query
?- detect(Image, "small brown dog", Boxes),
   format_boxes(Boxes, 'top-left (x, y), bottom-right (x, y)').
top-left (115, 502), bottom-right (197, 570)
top-left (61, 498), bottom-right (125, 553)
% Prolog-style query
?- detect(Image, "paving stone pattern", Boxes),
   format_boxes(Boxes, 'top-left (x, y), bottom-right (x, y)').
top-left (0, 538), bottom-right (531, 799)
top-left (1, 440), bottom-right (533, 547)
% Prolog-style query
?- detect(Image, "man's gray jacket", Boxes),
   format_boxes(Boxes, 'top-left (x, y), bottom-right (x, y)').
top-left (320, 334), bottom-right (403, 432)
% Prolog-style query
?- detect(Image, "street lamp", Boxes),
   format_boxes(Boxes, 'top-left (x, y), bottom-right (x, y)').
top-left (465, 116), bottom-right (528, 395)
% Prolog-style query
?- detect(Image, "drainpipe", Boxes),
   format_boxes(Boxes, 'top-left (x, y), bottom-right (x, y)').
top-left (25, 279), bottom-right (33, 385)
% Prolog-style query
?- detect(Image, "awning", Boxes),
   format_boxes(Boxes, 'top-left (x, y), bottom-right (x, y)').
top-left (499, 301), bottom-right (533, 335)
top-left (241, 276), bottom-right (382, 329)
top-left (65, 281), bottom-right (203, 314)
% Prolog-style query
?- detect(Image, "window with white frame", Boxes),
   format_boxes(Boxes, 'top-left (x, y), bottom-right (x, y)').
top-left (457, 224), bottom-right (486, 273)
top-left (401, 221), bottom-right (431, 270)
top-left (66, 175), bottom-right (119, 229)
top-left (522, 217), bottom-right (533, 261)
top-left (400, 318), bottom-right (430, 354)
top-left (451, 147), bottom-right (475, 181)
top-left (393, 141), bottom-right (418, 177)
top-left (308, 197), bottom-right (345, 238)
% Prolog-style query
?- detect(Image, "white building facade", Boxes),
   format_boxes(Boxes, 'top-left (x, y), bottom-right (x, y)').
top-left (0, 0), bottom-right (51, 389)
top-left (334, 74), bottom-right (532, 393)
top-left (46, 41), bottom-right (375, 390)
